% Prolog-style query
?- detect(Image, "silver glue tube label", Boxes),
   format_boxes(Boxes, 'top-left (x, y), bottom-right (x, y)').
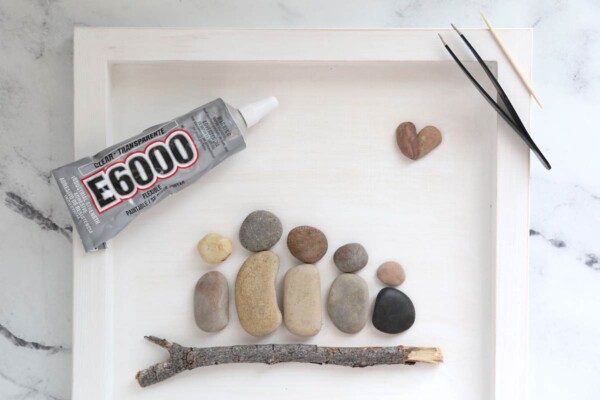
top-left (52, 98), bottom-right (246, 252)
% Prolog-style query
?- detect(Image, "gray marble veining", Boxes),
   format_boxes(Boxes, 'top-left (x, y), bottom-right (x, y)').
top-left (0, 1), bottom-right (599, 399)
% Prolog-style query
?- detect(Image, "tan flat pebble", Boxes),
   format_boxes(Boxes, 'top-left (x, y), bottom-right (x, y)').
top-left (377, 261), bottom-right (406, 286)
top-left (283, 264), bottom-right (322, 337)
top-left (235, 251), bottom-right (282, 337)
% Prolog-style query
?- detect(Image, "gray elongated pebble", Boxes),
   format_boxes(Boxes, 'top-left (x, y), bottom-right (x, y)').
top-left (333, 243), bottom-right (368, 273)
top-left (377, 261), bottom-right (406, 286)
top-left (239, 210), bottom-right (283, 252)
top-left (283, 264), bottom-right (322, 337)
top-left (235, 251), bottom-right (282, 336)
top-left (194, 271), bottom-right (229, 332)
top-left (287, 225), bottom-right (328, 263)
top-left (327, 274), bottom-right (369, 334)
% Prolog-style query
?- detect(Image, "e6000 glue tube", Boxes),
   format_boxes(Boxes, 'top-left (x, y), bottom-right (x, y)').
top-left (53, 97), bottom-right (278, 252)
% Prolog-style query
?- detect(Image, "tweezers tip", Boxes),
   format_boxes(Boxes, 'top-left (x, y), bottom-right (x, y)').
top-left (451, 23), bottom-right (462, 35)
top-left (437, 33), bottom-right (447, 45)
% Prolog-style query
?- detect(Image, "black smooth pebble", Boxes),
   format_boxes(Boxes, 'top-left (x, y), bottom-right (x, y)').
top-left (372, 287), bottom-right (416, 334)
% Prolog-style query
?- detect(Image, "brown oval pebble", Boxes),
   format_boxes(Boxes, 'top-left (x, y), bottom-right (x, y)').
top-left (287, 226), bottom-right (328, 263)
top-left (376, 261), bottom-right (406, 286)
top-left (417, 125), bottom-right (442, 158)
top-left (396, 121), bottom-right (419, 160)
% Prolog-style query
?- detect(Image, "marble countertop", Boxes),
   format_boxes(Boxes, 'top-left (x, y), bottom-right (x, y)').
top-left (0, 1), bottom-right (598, 399)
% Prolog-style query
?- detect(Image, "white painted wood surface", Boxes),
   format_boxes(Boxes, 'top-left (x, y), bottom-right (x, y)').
top-left (73, 29), bottom-right (531, 400)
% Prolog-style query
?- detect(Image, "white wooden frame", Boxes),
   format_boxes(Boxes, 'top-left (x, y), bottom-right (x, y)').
top-left (73, 28), bottom-right (531, 400)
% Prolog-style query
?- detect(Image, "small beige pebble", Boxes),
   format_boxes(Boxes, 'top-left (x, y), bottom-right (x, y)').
top-left (197, 233), bottom-right (233, 264)
top-left (376, 261), bottom-right (406, 286)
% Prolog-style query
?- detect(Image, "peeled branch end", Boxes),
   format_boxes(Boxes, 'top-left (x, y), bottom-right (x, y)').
top-left (403, 347), bottom-right (444, 364)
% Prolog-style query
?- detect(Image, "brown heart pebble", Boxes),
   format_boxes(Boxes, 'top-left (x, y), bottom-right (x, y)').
top-left (396, 122), bottom-right (442, 160)
top-left (287, 225), bottom-right (328, 263)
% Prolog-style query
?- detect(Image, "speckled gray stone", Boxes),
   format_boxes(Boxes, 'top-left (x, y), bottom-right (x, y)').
top-left (239, 210), bottom-right (283, 252)
top-left (327, 274), bottom-right (369, 334)
top-left (194, 271), bottom-right (229, 332)
top-left (333, 243), bottom-right (368, 273)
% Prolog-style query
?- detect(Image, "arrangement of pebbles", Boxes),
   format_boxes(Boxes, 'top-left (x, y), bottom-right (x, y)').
top-left (193, 209), bottom-right (417, 337)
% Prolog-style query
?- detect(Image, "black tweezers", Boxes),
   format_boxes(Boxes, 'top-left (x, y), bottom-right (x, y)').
top-left (439, 25), bottom-right (551, 170)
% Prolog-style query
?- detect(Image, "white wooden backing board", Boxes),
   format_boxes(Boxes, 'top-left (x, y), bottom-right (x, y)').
top-left (72, 29), bottom-right (531, 400)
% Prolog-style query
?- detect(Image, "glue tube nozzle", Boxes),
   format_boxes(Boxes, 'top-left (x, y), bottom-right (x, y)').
top-left (238, 96), bottom-right (279, 129)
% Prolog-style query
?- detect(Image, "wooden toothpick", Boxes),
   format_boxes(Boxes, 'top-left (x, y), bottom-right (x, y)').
top-left (481, 12), bottom-right (543, 109)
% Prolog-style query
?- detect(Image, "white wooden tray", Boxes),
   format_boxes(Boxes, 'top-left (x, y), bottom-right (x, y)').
top-left (73, 28), bottom-right (531, 400)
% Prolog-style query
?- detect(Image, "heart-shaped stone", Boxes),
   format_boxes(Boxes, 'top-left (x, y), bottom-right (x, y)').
top-left (396, 122), bottom-right (442, 160)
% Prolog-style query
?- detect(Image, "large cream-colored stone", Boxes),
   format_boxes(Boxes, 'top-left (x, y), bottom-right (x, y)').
top-left (283, 264), bottom-right (322, 337)
top-left (235, 251), bottom-right (282, 336)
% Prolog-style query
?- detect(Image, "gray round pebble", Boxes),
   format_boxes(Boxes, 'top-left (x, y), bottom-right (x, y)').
top-left (239, 210), bottom-right (283, 252)
top-left (333, 243), bottom-right (368, 273)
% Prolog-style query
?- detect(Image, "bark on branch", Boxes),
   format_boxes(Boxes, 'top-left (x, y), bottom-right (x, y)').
top-left (136, 336), bottom-right (443, 387)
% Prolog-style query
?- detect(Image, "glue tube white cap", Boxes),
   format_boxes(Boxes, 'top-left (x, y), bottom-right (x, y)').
top-left (238, 96), bottom-right (279, 129)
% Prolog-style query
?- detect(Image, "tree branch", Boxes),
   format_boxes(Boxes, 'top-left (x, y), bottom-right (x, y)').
top-left (136, 336), bottom-right (443, 387)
